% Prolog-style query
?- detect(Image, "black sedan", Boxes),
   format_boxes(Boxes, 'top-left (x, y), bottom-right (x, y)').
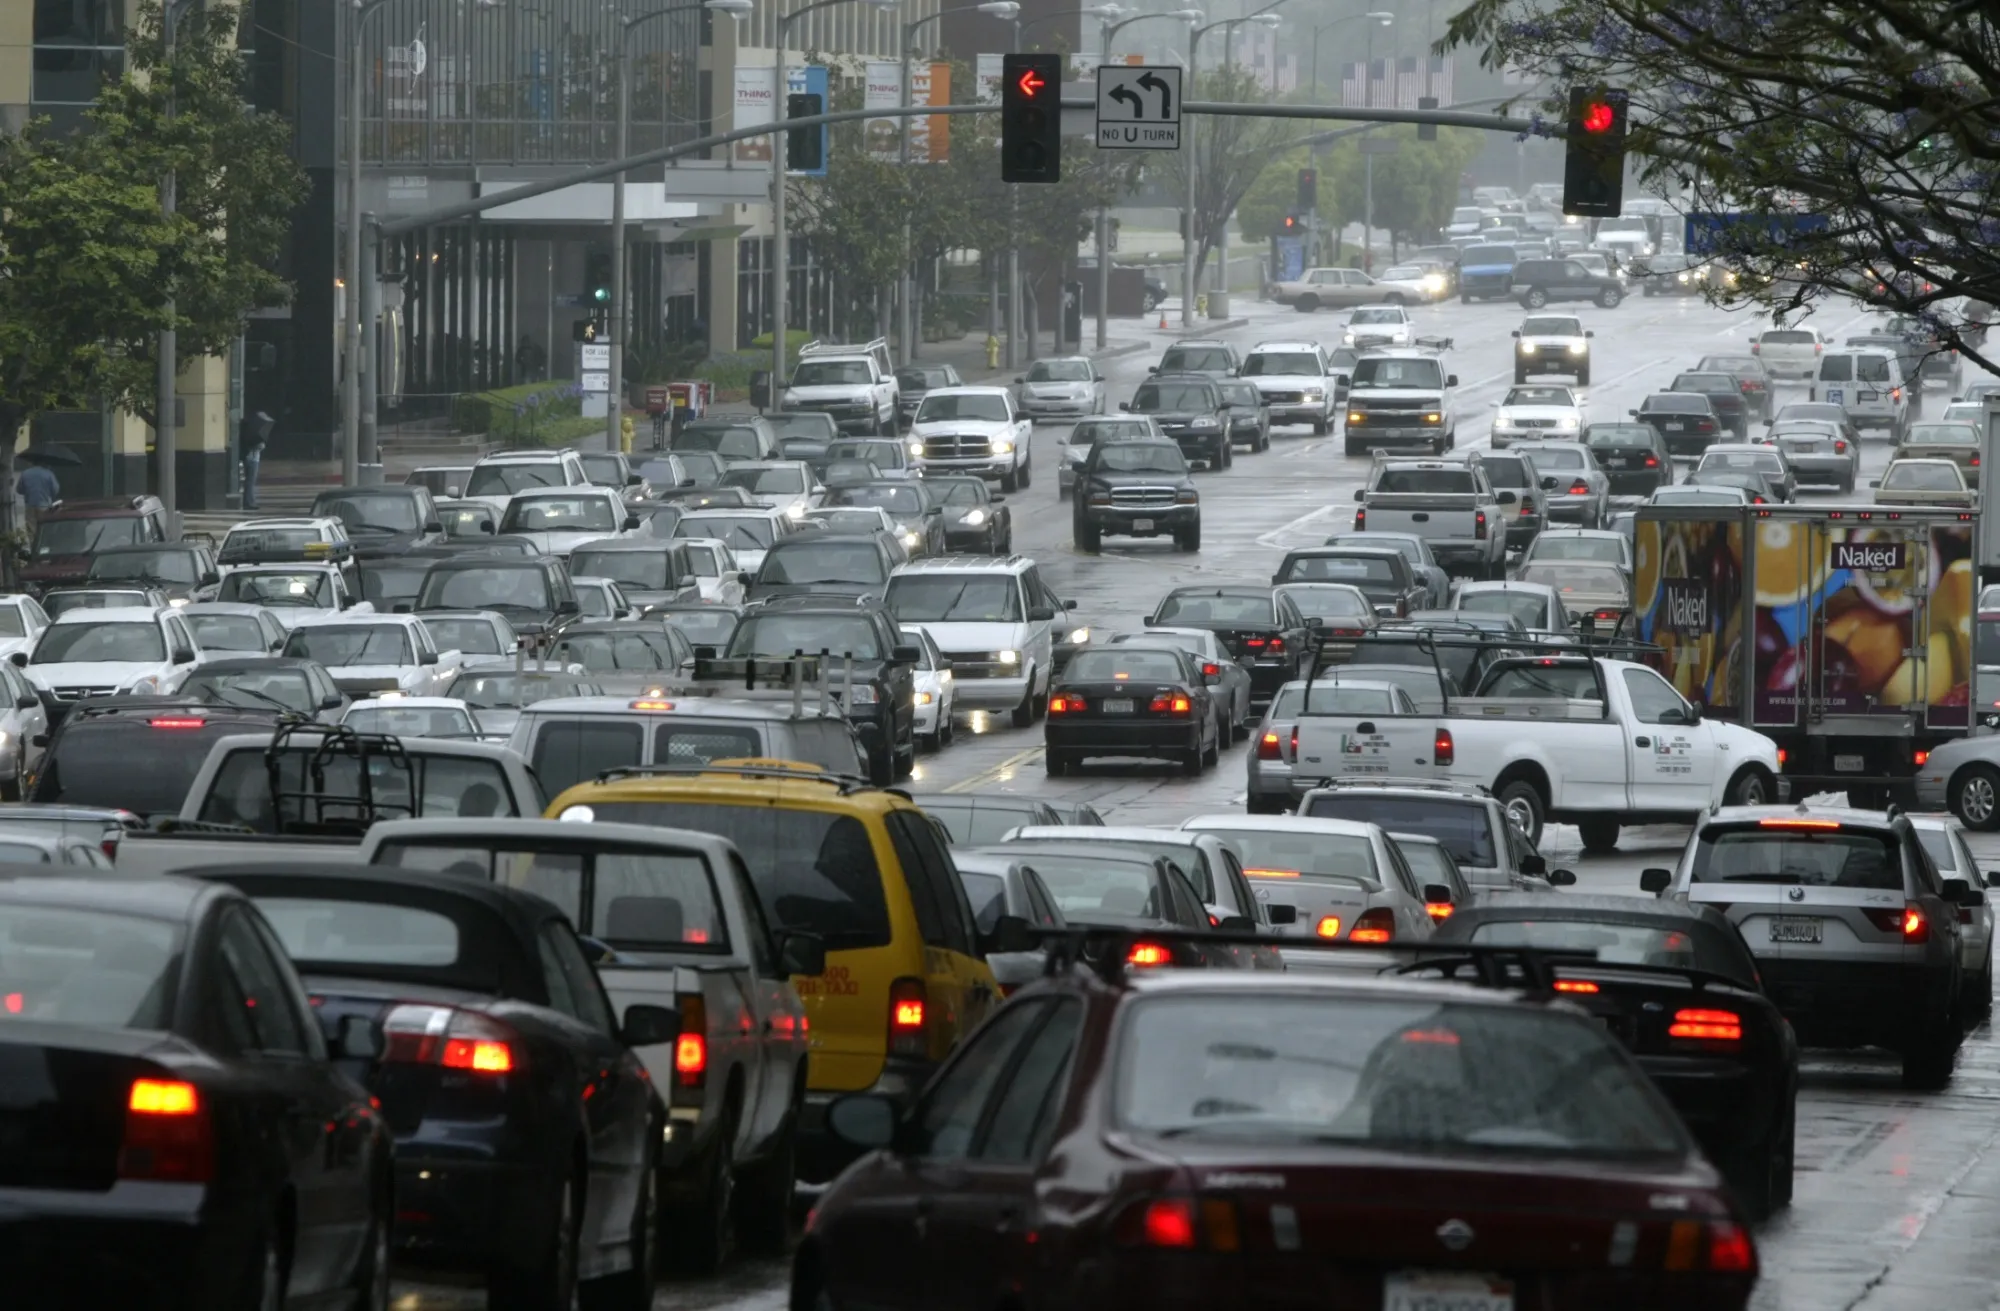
top-left (1582, 422), bottom-right (1674, 496)
top-left (1145, 584), bottom-right (1311, 702)
top-left (194, 866), bottom-right (669, 1310)
top-left (1045, 644), bottom-right (1219, 776)
top-left (924, 474), bottom-right (1014, 553)
top-left (1632, 392), bottom-right (1725, 457)
top-left (1428, 893), bottom-right (1800, 1218)
top-left (0, 869), bottom-right (391, 1307)
top-left (1670, 371), bottom-right (1753, 438)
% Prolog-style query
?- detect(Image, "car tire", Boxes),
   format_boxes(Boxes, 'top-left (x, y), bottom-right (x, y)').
top-left (1046, 749), bottom-right (1068, 778)
top-left (1246, 794), bottom-right (1287, 815)
top-left (1726, 767), bottom-right (1774, 808)
top-left (1952, 765), bottom-right (2000, 830)
top-left (493, 1173), bottom-right (581, 1311)
top-left (1577, 369), bottom-right (1591, 387)
top-left (1598, 288), bottom-right (1623, 308)
top-left (1011, 685), bottom-right (1036, 729)
top-left (584, 1151), bottom-right (659, 1311)
top-left (1577, 817), bottom-right (1620, 854)
top-left (1459, 293), bottom-right (1475, 304)
top-left (1019, 458), bottom-right (1032, 489)
top-left (1901, 1017), bottom-right (1959, 1091)
top-left (1296, 296), bottom-right (1319, 312)
top-left (734, 1100), bottom-right (797, 1258)
top-left (1077, 521), bottom-right (1101, 553)
top-left (1496, 777), bottom-right (1547, 846)
top-left (1314, 417), bottom-right (1331, 436)
top-left (1523, 288), bottom-right (1549, 309)
top-left (1182, 743), bottom-right (1204, 776)
top-left (1001, 466), bottom-right (1020, 493)
top-left (348, 1198), bottom-right (391, 1311)
top-left (1202, 733), bottom-right (1220, 768)
top-left (1177, 524), bottom-right (1202, 552)
top-left (866, 737), bottom-right (894, 786)
top-left (894, 740), bottom-right (916, 779)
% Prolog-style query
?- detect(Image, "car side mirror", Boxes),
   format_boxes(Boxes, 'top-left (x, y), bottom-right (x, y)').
top-left (980, 914), bottom-right (1036, 956)
top-left (1027, 606), bottom-right (1055, 622)
top-left (329, 1014), bottom-right (383, 1061)
top-left (1869, 479), bottom-right (1882, 488)
top-left (1013, 376), bottom-right (1025, 384)
top-left (201, 572), bottom-right (220, 587)
top-left (1547, 868), bottom-right (1578, 887)
top-left (623, 516), bottom-right (641, 531)
top-left (1265, 903), bottom-right (1299, 926)
top-left (1496, 490), bottom-right (1517, 505)
top-left (1510, 330), bottom-right (1520, 338)
top-left (7, 653), bottom-right (26, 669)
top-left (1063, 599), bottom-right (1076, 611)
top-left (890, 644), bottom-right (922, 663)
top-left (424, 521), bottom-right (444, 535)
top-left (1118, 402), bottom-right (1130, 411)
top-left (620, 1003), bottom-right (681, 1048)
top-left (1941, 877), bottom-right (1981, 908)
top-left (1217, 914), bottom-right (1255, 932)
top-left (778, 931), bottom-right (828, 977)
top-left (269, 640), bottom-right (285, 653)
top-left (14, 694), bottom-right (35, 711)
top-left (827, 1093), bottom-right (899, 1151)
top-left (626, 473), bottom-right (643, 486)
top-left (1146, 366), bottom-right (1159, 375)
top-left (994, 495), bottom-right (1009, 503)
top-left (1142, 616), bottom-right (1157, 627)
top-left (321, 694), bottom-right (345, 710)
top-left (1629, 409), bottom-right (1640, 417)
top-left (1585, 330), bottom-right (1595, 338)
top-left (1447, 375), bottom-right (1459, 387)
top-left (1640, 868), bottom-right (1673, 894)
top-left (1520, 853), bottom-right (1548, 876)
top-left (1354, 489), bottom-right (1367, 502)
top-left (1423, 884), bottom-right (1455, 906)
top-left (556, 599), bottom-right (581, 615)
top-left (1541, 476), bottom-right (1558, 490)
top-left (172, 647), bottom-right (195, 665)
top-left (30, 733), bottom-right (48, 749)
top-left (418, 650), bottom-right (438, 666)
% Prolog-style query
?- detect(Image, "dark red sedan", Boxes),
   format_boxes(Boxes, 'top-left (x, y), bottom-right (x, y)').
top-left (795, 944), bottom-right (1757, 1311)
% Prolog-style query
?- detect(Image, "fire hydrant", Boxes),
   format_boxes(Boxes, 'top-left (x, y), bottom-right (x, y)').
top-left (620, 414), bottom-right (635, 453)
top-left (985, 334), bottom-right (1001, 369)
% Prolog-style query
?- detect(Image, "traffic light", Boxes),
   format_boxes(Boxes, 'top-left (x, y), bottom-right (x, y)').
top-left (584, 249), bottom-right (612, 306)
top-left (1280, 215), bottom-right (1300, 235)
top-left (786, 92), bottom-right (824, 171)
top-left (1001, 53), bottom-right (1062, 184)
top-left (572, 317), bottom-right (600, 343)
top-left (1562, 87), bottom-right (1628, 218)
top-left (1297, 168), bottom-right (1317, 212)
top-left (1417, 95), bottom-right (1438, 142)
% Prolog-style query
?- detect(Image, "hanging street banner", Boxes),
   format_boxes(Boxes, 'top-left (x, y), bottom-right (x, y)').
top-left (864, 62), bottom-right (952, 163)
top-left (733, 66), bottom-right (775, 165)
top-left (864, 62), bottom-right (902, 160)
top-left (977, 53), bottom-right (1005, 105)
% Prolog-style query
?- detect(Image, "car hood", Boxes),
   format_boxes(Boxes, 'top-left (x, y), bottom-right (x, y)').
top-left (505, 527), bottom-right (621, 556)
top-left (785, 383), bottom-right (875, 402)
top-left (0, 636), bottom-right (34, 660)
top-left (912, 416), bottom-right (1013, 437)
top-left (905, 619), bottom-right (1026, 651)
top-left (26, 659), bottom-right (176, 689)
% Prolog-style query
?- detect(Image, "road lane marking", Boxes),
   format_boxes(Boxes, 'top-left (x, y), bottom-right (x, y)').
top-left (942, 744), bottom-right (1046, 793)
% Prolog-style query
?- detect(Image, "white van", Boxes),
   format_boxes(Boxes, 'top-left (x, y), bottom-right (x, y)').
top-left (1809, 348), bottom-right (1911, 438)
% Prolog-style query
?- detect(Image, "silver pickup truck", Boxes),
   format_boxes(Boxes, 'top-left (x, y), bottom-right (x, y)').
top-left (356, 818), bottom-right (818, 1270)
top-left (1353, 455), bottom-right (1509, 579)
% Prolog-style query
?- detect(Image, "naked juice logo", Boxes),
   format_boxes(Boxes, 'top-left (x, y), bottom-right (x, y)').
top-left (1661, 579), bottom-right (1709, 634)
top-left (1831, 540), bottom-right (1906, 572)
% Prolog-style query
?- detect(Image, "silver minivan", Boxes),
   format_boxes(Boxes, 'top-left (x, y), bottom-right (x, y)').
top-left (1809, 348), bottom-right (1910, 438)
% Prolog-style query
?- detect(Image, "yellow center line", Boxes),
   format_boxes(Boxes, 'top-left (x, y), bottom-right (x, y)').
top-left (941, 745), bottom-right (1046, 794)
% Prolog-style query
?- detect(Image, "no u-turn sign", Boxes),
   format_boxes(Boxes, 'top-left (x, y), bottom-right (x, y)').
top-left (1096, 65), bottom-right (1182, 150)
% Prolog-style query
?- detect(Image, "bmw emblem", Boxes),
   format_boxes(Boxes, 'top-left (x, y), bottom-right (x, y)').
top-left (1436, 1219), bottom-right (1475, 1252)
top-left (1787, 886), bottom-right (1805, 902)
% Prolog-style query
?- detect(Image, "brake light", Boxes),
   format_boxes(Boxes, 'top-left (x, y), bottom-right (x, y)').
top-left (1354, 508), bottom-right (1367, 529)
top-left (1903, 905), bottom-right (1929, 942)
top-left (1553, 979), bottom-right (1600, 994)
top-left (1425, 900), bottom-right (1454, 921)
top-left (1349, 908), bottom-right (1395, 944)
top-left (1776, 748), bottom-right (1787, 765)
top-left (1400, 1028), bottom-right (1459, 1045)
top-left (1699, 419), bottom-right (1716, 432)
top-left (148, 718), bottom-right (206, 729)
top-left (1914, 749), bottom-right (1930, 766)
top-left (1972, 457), bottom-right (1981, 468)
top-left (629, 700), bottom-right (676, 711)
top-left (1133, 1197), bottom-right (1199, 1248)
top-left (1201, 662), bottom-right (1220, 677)
top-left (1520, 494), bottom-right (1534, 514)
top-left (1331, 626), bottom-right (1365, 638)
top-left (1707, 1221), bottom-right (1756, 1273)
top-left (120, 1078), bottom-right (213, 1183)
top-left (1289, 725), bottom-right (1299, 758)
top-left (673, 994), bottom-right (707, 1087)
top-left (888, 978), bottom-right (928, 1056)
top-left (1643, 454), bottom-right (1659, 467)
top-left (442, 1038), bottom-right (514, 1073)
top-left (1048, 693), bottom-right (1083, 713)
top-left (1668, 1008), bottom-right (1742, 1041)
top-left (1244, 637), bottom-right (1266, 649)
top-left (1814, 342), bottom-right (1823, 353)
top-left (1433, 727), bottom-right (1454, 766)
top-left (382, 1004), bottom-right (522, 1075)
top-left (1835, 440), bottom-right (1846, 453)
top-left (1148, 694), bottom-right (1192, 714)
top-left (1128, 942), bottom-right (1171, 967)
top-left (1314, 916), bottom-right (1343, 938)
top-left (1752, 495), bottom-right (1766, 504)
top-left (1758, 818), bottom-right (1840, 830)
top-left (1474, 510), bottom-right (1489, 540)
top-left (1569, 479), bottom-right (1590, 494)
top-left (1749, 342), bottom-right (1758, 353)
top-left (1266, 637), bottom-right (1286, 653)
top-left (1257, 731), bottom-right (1282, 760)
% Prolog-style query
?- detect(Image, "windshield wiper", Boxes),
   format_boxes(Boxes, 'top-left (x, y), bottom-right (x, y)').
top-left (209, 683), bottom-right (297, 713)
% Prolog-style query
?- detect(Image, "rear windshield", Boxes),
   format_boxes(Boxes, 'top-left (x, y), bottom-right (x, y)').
top-left (1480, 457), bottom-right (1529, 488)
top-left (1372, 469), bottom-right (1476, 494)
top-left (1585, 427), bottom-right (1656, 448)
top-left (31, 720), bottom-right (229, 817)
top-left (1689, 825), bottom-right (1902, 889)
top-left (1460, 246), bottom-right (1517, 265)
top-left (417, 566), bottom-right (551, 615)
top-left (1282, 555), bottom-right (1394, 585)
top-left (1133, 382), bottom-right (1215, 410)
top-left (580, 802), bottom-right (890, 951)
top-left (1115, 996), bottom-right (1685, 1156)
top-left (1242, 353), bottom-right (1321, 377)
top-left (1203, 828), bottom-right (1376, 881)
top-left (195, 747), bottom-right (523, 831)
top-left (760, 541), bottom-right (887, 586)
top-left (1463, 917), bottom-right (1755, 987)
top-left (1304, 794), bottom-right (1496, 868)
top-left (571, 550), bottom-right (670, 591)
top-left (256, 898), bottom-right (461, 967)
top-left (185, 614), bottom-right (267, 652)
top-left (921, 799), bottom-right (1044, 846)
top-left (0, 906), bottom-right (181, 1028)
top-left (1020, 853), bottom-right (1162, 922)
top-left (1153, 593), bottom-right (1274, 625)
top-left (1065, 650), bottom-right (1185, 683)
top-left (33, 516), bottom-right (144, 557)
top-left (1761, 331), bottom-right (1814, 344)
top-left (1883, 462), bottom-right (1962, 491)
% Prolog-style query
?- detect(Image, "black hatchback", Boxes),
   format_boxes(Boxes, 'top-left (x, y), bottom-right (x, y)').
top-left (1583, 422), bottom-right (1674, 495)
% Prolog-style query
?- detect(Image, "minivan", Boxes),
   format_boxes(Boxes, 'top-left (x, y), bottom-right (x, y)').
top-left (1809, 349), bottom-right (1911, 437)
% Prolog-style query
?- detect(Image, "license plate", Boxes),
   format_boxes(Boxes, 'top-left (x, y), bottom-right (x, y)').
top-left (1664, 421), bottom-right (1684, 432)
top-left (1103, 698), bottom-right (1134, 714)
top-left (1827, 388), bottom-right (1844, 404)
top-left (1603, 456), bottom-right (1629, 467)
top-left (1133, 518), bottom-right (1154, 531)
top-left (1835, 754), bottom-right (1865, 772)
top-left (1769, 917), bottom-right (1824, 944)
top-left (1383, 1272), bottom-right (1515, 1311)
top-left (1860, 390), bottom-right (1880, 401)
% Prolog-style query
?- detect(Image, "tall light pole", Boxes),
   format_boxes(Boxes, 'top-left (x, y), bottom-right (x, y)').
top-left (1310, 10), bottom-right (1390, 99)
top-left (1362, 11), bottom-right (1393, 272)
top-left (1188, 6), bottom-right (1283, 323)
top-left (157, 0), bottom-right (200, 528)
top-left (773, 0), bottom-right (899, 406)
top-left (900, 1), bottom-right (1019, 366)
top-left (609, 0), bottom-right (752, 453)
top-left (1011, 4), bottom-right (1125, 367)
top-left (1100, 9), bottom-right (1201, 347)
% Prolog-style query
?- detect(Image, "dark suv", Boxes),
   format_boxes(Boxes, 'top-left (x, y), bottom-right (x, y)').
top-left (715, 602), bottom-right (919, 782)
top-left (1647, 804), bottom-right (1975, 1089)
top-left (83, 543), bottom-right (220, 604)
top-left (1123, 373), bottom-right (1232, 469)
top-left (1669, 371), bottom-right (1752, 437)
top-left (1511, 258), bottom-right (1625, 309)
top-left (1073, 438), bottom-right (1200, 553)
top-left (21, 496), bottom-right (169, 595)
top-left (1150, 340), bottom-right (1239, 378)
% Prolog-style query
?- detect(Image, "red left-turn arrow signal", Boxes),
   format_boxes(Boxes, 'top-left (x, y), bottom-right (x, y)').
top-left (1017, 68), bottom-right (1046, 96)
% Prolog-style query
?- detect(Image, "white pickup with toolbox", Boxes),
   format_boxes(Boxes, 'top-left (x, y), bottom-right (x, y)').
top-left (1354, 455), bottom-right (1509, 579)
top-left (1289, 652), bottom-right (1783, 851)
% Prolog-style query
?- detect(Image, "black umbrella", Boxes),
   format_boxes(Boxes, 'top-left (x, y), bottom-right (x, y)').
top-left (19, 445), bottom-right (82, 467)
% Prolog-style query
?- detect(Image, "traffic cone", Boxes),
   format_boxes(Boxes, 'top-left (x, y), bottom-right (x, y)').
top-left (1158, 307), bottom-right (1169, 330)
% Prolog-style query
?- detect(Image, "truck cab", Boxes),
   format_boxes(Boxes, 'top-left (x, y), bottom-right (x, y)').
top-left (1341, 347), bottom-right (1460, 456)
top-left (782, 337), bottom-right (900, 435)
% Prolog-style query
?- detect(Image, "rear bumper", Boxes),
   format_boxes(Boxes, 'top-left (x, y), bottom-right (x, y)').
top-left (1604, 472), bottom-right (1666, 496)
top-left (1754, 958), bottom-right (1950, 1048)
top-left (1788, 462), bottom-right (1850, 485)
top-left (1241, 661), bottom-right (1298, 700)
top-left (1637, 1055), bottom-right (1773, 1143)
top-left (1543, 496), bottom-right (1599, 523)
top-left (1046, 719), bottom-right (1199, 761)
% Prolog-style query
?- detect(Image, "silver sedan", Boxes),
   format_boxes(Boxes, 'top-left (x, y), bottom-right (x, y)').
top-left (1511, 439), bottom-right (1611, 527)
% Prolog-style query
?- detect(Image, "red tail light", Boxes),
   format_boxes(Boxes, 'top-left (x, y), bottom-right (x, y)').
top-left (1128, 942), bottom-right (1171, 967)
top-left (1425, 901), bottom-right (1454, 920)
top-left (888, 978), bottom-right (928, 1057)
top-left (1120, 1197), bottom-right (1199, 1248)
top-left (120, 1078), bottom-right (214, 1183)
top-left (1749, 342), bottom-right (1759, 353)
top-left (1706, 1221), bottom-right (1756, 1273)
top-left (1752, 495), bottom-right (1766, 504)
top-left (1289, 725), bottom-right (1299, 758)
top-left (1048, 693), bottom-right (1083, 713)
top-left (1903, 905), bottom-right (1928, 942)
top-left (1474, 510), bottom-right (1488, 540)
top-left (1668, 1008), bottom-right (1742, 1041)
top-left (1331, 626), bottom-right (1365, 638)
top-left (1643, 454), bottom-right (1659, 468)
top-left (1553, 979), bottom-right (1599, 994)
top-left (1349, 908), bottom-right (1395, 944)
top-left (1432, 727), bottom-right (1454, 766)
top-left (1520, 494), bottom-right (1535, 514)
top-left (1814, 342), bottom-right (1823, 353)
top-left (382, 1004), bottom-right (521, 1076)
top-left (1699, 420), bottom-right (1716, 433)
top-left (148, 718), bottom-right (206, 729)
top-left (674, 995), bottom-right (707, 1088)
top-left (1201, 662), bottom-right (1220, 678)
top-left (1354, 508), bottom-right (1367, 529)
top-left (1244, 637), bottom-right (1266, 649)
top-left (1148, 693), bottom-right (1192, 714)
top-left (1835, 440), bottom-right (1847, 453)
top-left (1256, 731), bottom-right (1282, 760)
top-left (1568, 479), bottom-right (1590, 494)
top-left (1266, 637), bottom-right (1285, 653)
top-left (1973, 456), bottom-right (1981, 468)
top-left (1314, 915), bottom-right (1343, 938)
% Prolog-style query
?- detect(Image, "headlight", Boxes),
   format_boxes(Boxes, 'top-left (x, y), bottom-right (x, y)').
top-left (915, 691), bottom-right (934, 705)
top-left (1568, 342), bottom-right (1587, 355)
top-left (908, 441), bottom-right (924, 456)
top-left (1347, 412), bottom-right (1365, 424)
top-left (900, 530), bottom-right (921, 548)
top-left (1678, 272), bottom-right (1691, 283)
top-left (1519, 342), bottom-right (1538, 354)
top-left (1067, 626), bottom-right (1090, 645)
top-left (1302, 389), bottom-right (1324, 400)
top-left (1423, 275), bottom-right (1445, 293)
top-left (1422, 413), bottom-right (1442, 425)
top-left (785, 503), bottom-right (806, 518)
top-left (847, 684), bottom-right (880, 704)
top-left (1343, 333), bottom-right (1356, 345)
top-left (169, 597), bottom-right (189, 608)
top-left (992, 439), bottom-right (1014, 454)
top-left (997, 649), bottom-right (1020, 665)
top-left (1556, 417), bottom-right (1579, 430)
top-left (963, 509), bottom-right (986, 525)
top-left (378, 690), bottom-right (406, 700)
top-left (1191, 420), bottom-right (1219, 431)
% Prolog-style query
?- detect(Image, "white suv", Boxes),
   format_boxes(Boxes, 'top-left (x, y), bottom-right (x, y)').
top-left (881, 555), bottom-right (1071, 727)
top-left (15, 607), bottom-right (202, 702)
top-left (461, 450), bottom-right (589, 517)
top-left (1512, 314), bottom-right (1593, 384)
top-left (1239, 341), bottom-right (1340, 435)
top-left (908, 386), bottom-right (1035, 491)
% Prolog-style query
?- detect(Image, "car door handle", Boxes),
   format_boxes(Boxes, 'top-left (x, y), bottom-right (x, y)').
top-left (1634, 736), bottom-right (1652, 748)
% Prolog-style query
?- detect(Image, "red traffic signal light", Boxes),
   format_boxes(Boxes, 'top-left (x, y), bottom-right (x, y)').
top-left (1002, 54), bottom-right (1062, 184)
top-left (1580, 100), bottom-right (1616, 134)
top-left (1281, 215), bottom-right (1299, 233)
top-left (1562, 87), bottom-right (1627, 218)
top-left (1017, 67), bottom-right (1046, 97)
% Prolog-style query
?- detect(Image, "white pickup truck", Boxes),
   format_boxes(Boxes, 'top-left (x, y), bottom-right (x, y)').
top-left (1288, 653), bottom-right (1783, 852)
top-left (1353, 456), bottom-right (1509, 579)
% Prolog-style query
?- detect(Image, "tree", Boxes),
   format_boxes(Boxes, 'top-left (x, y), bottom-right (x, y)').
top-left (1446, 0), bottom-right (2000, 363)
top-left (1154, 64), bottom-right (1297, 284)
top-left (1319, 127), bottom-right (1484, 252)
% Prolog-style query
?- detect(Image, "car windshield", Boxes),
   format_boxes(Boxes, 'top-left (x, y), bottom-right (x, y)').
top-left (33, 516), bottom-right (144, 556)
top-left (445, 671), bottom-right (592, 709)
top-left (1072, 420), bottom-right (1152, 445)
top-left (1643, 396), bottom-right (1708, 413)
top-left (0, 906), bottom-right (181, 1029)
top-left (1906, 425), bottom-right (1977, 446)
top-left (1276, 584), bottom-right (1371, 619)
top-left (1206, 828), bottom-right (1378, 881)
top-left (284, 625), bottom-right (414, 667)
top-left (1691, 824), bottom-right (1902, 888)
top-left (345, 705), bottom-right (477, 738)
top-left (86, 551), bottom-right (197, 586)
top-left (895, 368), bottom-right (947, 391)
top-left (1350, 358), bottom-right (1444, 390)
top-left (1242, 353), bottom-right (1321, 376)
top-left (1884, 462), bottom-right (1962, 490)
top-left (1096, 444), bottom-right (1187, 475)
top-left (1154, 592), bottom-right (1274, 625)
top-left (675, 516), bottom-right (775, 551)
top-left (423, 617), bottom-right (507, 655)
top-left (1162, 347), bottom-right (1232, 372)
top-left (1133, 383), bottom-right (1214, 410)
top-left (760, 542), bottom-right (887, 586)
top-left (185, 614), bottom-right (268, 652)
top-left (660, 608), bottom-right (741, 648)
top-left (1027, 360), bottom-right (1090, 382)
top-left (1283, 554), bottom-right (1395, 585)
top-left (500, 495), bottom-right (618, 533)
top-left (1373, 468), bottom-right (1477, 494)
top-left (720, 467), bottom-right (808, 495)
top-left (676, 426), bottom-right (768, 460)
top-left (916, 393), bottom-right (1011, 423)
top-left (1527, 536), bottom-right (1624, 565)
top-left (1065, 649), bottom-right (1185, 683)
top-left (571, 550), bottom-right (669, 591)
top-left (830, 485), bottom-right (922, 515)
top-left (316, 493), bottom-right (422, 534)
top-left (1351, 308), bottom-right (1402, 325)
top-left (219, 526), bottom-right (329, 561)
top-left (1220, 383), bottom-right (1260, 407)
top-left (464, 463), bottom-right (566, 498)
top-left (1520, 318), bottom-right (1579, 336)
top-left (767, 413), bottom-right (838, 440)
top-left (933, 481), bottom-right (986, 507)
top-left (727, 613), bottom-right (882, 660)
top-left (34, 622), bottom-right (164, 664)
top-left (180, 668), bottom-right (317, 714)
top-left (1116, 996), bottom-right (1685, 1156)
top-left (1302, 793), bottom-right (1497, 867)
top-left (791, 361), bottom-right (873, 387)
top-left (418, 567), bottom-right (552, 614)
top-left (885, 574), bottom-right (1024, 623)
top-left (553, 630), bottom-right (680, 671)
top-left (1504, 387), bottom-right (1573, 406)
top-left (809, 508), bottom-right (887, 532)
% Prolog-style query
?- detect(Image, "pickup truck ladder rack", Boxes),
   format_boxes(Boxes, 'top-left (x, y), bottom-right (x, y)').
top-left (264, 722), bottom-right (414, 835)
top-left (1304, 625), bottom-right (1666, 706)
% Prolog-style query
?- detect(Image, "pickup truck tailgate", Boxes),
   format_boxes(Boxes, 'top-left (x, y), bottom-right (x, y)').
top-left (1358, 493), bottom-right (1487, 542)
top-left (1291, 713), bottom-right (1443, 792)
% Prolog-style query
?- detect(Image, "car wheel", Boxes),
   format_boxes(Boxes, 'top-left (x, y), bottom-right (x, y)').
top-left (1577, 817), bottom-right (1620, 854)
top-left (1577, 369), bottom-right (1591, 387)
top-left (1313, 417), bottom-right (1330, 436)
top-left (1953, 765), bottom-right (2000, 830)
top-left (492, 1173), bottom-right (581, 1311)
top-left (1459, 293), bottom-right (1474, 304)
top-left (1001, 466), bottom-right (1020, 493)
top-left (1246, 794), bottom-right (1287, 815)
top-left (1077, 521), bottom-right (1101, 553)
top-left (866, 737), bottom-right (894, 786)
top-left (1496, 777), bottom-right (1547, 846)
top-left (1019, 458), bottom-right (1032, 489)
top-left (1721, 1114), bottom-right (1786, 1222)
top-left (1011, 684), bottom-right (1036, 729)
top-left (1296, 296), bottom-right (1319, 312)
top-left (1177, 524), bottom-right (1202, 552)
top-left (348, 1198), bottom-right (391, 1311)
top-left (733, 1098), bottom-right (797, 1257)
top-left (940, 707), bottom-right (955, 746)
top-left (1181, 742), bottom-right (1204, 776)
top-left (1598, 288), bottom-right (1623, 308)
top-left (1202, 731), bottom-right (1220, 768)
top-left (1524, 288), bottom-right (1549, 308)
top-left (1901, 1016), bottom-right (1959, 1091)
top-left (983, 529), bottom-right (997, 554)
top-left (1046, 749), bottom-right (1068, 778)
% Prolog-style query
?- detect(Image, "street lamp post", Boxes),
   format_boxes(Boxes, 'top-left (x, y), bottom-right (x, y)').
top-left (900, 2), bottom-right (1018, 367)
top-left (1100, 9), bottom-right (1201, 348)
top-left (1310, 10), bottom-right (1389, 99)
top-left (1190, 7), bottom-right (1282, 322)
top-left (773, 0), bottom-right (898, 406)
top-left (1362, 12), bottom-right (1394, 272)
top-left (157, 0), bottom-right (201, 528)
top-left (609, 0), bottom-right (752, 453)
